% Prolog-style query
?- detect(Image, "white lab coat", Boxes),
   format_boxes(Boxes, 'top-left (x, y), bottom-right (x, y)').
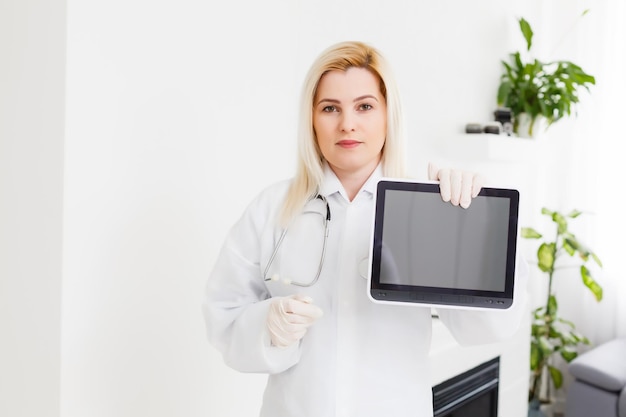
top-left (203, 164), bottom-right (528, 417)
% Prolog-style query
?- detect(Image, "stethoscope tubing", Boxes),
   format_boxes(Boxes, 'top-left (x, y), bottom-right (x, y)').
top-left (263, 194), bottom-right (330, 287)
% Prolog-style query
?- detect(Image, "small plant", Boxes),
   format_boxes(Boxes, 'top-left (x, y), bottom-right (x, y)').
top-left (522, 208), bottom-right (603, 404)
top-left (497, 14), bottom-right (596, 137)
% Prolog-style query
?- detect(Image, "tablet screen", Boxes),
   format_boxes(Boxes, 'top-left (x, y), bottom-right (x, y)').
top-left (368, 179), bottom-right (519, 310)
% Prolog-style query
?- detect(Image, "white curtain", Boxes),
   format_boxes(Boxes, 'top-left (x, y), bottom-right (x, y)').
top-left (594, 0), bottom-right (626, 340)
top-left (579, 0), bottom-right (626, 342)
top-left (547, 0), bottom-right (626, 344)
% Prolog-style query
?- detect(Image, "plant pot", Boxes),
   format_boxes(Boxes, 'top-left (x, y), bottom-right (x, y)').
top-left (528, 399), bottom-right (549, 417)
top-left (515, 113), bottom-right (544, 139)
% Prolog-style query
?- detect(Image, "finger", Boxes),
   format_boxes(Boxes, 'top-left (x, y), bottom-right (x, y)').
top-left (281, 296), bottom-right (304, 314)
top-left (460, 171), bottom-right (474, 209)
top-left (428, 162), bottom-right (439, 181)
top-left (290, 294), bottom-right (323, 319)
top-left (449, 169), bottom-right (462, 206)
top-left (471, 173), bottom-right (484, 198)
top-left (437, 168), bottom-right (451, 202)
top-left (281, 297), bottom-right (323, 324)
top-left (280, 317), bottom-right (311, 333)
top-left (272, 303), bottom-right (312, 329)
top-left (287, 299), bottom-right (324, 320)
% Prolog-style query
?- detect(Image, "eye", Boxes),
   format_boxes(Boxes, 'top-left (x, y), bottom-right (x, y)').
top-left (322, 105), bottom-right (338, 112)
top-left (359, 103), bottom-right (373, 111)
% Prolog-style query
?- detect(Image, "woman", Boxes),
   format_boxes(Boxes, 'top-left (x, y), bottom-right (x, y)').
top-left (203, 41), bottom-right (527, 417)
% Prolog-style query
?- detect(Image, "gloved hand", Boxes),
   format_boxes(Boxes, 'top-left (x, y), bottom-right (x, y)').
top-left (428, 162), bottom-right (483, 209)
top-left (267, 294), bottom-right (323, 348)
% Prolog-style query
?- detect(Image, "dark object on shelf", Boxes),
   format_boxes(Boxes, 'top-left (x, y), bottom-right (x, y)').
top-left (483, 123), bottom-right (502, 135)
top-left (494, 107), bottom-right (513, 136)
top-left (465, 123), bottom-right (483, 134)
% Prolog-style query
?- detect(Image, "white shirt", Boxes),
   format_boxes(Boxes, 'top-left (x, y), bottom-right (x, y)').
top-left (203, 164), bottom-right (528, 417)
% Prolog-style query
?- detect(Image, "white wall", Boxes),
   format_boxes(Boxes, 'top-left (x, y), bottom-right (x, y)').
top-left (0, 1), bottom-right (66, 416)
top-left (11, 0), bottom-right (607, 416)
top-left (62, 2), bottom-right (545, 416)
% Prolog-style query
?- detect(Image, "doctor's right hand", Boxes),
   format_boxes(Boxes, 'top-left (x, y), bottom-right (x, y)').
top-left (267, 294), bottom-right (323, 348)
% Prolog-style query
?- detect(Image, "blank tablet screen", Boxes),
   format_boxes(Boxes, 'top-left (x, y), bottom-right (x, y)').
top-left (368, 180), bottom-right (519, 310)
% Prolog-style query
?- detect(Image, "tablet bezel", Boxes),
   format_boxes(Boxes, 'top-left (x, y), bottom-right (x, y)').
top-left (367, 178), bottom-right (520, 310)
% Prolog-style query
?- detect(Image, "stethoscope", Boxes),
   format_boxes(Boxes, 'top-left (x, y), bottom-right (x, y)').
top-left (263, 194), bottom-right (331, 287)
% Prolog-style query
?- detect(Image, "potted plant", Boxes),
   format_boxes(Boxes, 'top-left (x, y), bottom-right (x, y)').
top-left (497, 15), bottom-right (596, 138)
top-left (522, 208), bottom-right (603, 415)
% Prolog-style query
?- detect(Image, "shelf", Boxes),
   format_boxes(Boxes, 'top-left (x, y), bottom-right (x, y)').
top-left (437, 133), bottom-right (541, 163)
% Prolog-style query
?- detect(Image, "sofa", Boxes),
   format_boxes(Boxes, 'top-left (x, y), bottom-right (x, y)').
top-left (565, 337), bottom-right (626, 417)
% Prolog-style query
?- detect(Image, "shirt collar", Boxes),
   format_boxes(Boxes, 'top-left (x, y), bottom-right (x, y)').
top-left (318, 162), bottom-right (383, 200)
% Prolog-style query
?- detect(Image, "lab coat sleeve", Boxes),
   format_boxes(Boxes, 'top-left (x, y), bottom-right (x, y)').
top-left (436, 253), bottom-right (530, 346)
top-left (202, 187), bottom-right (302, 374)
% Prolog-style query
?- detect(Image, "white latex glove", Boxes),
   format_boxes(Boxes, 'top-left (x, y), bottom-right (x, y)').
top-left (267, 294), bottom-right (323, 348)
top-left (428, 162), bottom-right (483, 209)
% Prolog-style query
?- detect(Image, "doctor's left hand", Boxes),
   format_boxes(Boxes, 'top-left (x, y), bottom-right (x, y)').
top-left (428, 162), bottom-right (483, 209)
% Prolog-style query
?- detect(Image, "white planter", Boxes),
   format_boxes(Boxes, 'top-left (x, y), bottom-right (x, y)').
top-left (528, 399), bottom-right (565, 417)
top-left (515, 113), bottom-right (545, 138)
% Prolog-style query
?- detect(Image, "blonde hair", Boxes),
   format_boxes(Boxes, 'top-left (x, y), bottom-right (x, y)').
top-left (281, 41), bottom-right (407, 224)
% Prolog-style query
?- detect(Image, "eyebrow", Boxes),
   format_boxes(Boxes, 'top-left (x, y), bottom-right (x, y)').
top-left (316, 94), bottom-right (380, 106)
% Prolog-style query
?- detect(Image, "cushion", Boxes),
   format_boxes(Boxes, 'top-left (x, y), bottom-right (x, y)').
top-left (569, 338), bottom-right (626, 392)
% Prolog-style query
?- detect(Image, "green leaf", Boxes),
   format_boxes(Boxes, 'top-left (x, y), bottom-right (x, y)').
top-left (519, 17), bottom-right (534, 51)
top-left (497, 82), bottom-right (512, 106)
top-left (530, 343), bottom-right (542, 370)
top-left (553, 211), bottom-right (568, 234)
top-left (538, 336), bottom-right (554, 356)
top-left (564, 235), bottom-right (594, 261)
top-left (521, 227), bottom-right (542, 239)
top-left (557, 317), bottom-right (576, 328)
top-left (563, 237), bottom-right (577, 257)
top-left (567, 209), bottom-right (583, 218)
top-left (561, 350), bottom-right (578, 362)
top-left (581, 265), bottom-right (603, 301)
top-left (558, 328), bottom-right (580, 346)
top-left (531, 324), bottom-right (545, 337)
top-left (547, 295), bottom-right (558, 316)
top-left (537, 243), bottom-right (556, 273)
top-left (549, 366), bottom-right (564, 388)
top-left (569, 328), bottom-right (591, 345)
top-left (548, 325), bottom-right (562, 339)
top-left (592, 252), bottom-right (603, 267)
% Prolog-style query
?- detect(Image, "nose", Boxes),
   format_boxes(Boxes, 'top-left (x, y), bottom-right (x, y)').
top-left (339, 111), bottom-right (356, 132)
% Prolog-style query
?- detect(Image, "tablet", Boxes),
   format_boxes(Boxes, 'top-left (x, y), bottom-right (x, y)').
top-left (367, 179), bottom-right (519, 310)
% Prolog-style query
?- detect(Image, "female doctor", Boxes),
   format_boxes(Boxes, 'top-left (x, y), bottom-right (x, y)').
top-left (202, 41), bottom-right (528, 417)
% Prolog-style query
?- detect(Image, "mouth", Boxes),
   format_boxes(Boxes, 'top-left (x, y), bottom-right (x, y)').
top-left (336, 140), bottom-right (362, 149)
